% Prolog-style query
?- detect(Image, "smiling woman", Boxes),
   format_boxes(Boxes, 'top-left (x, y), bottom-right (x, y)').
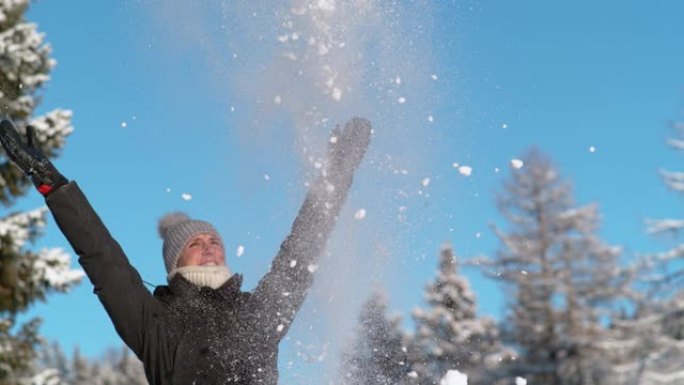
top-left (0, 116), bottom-right (372, 385)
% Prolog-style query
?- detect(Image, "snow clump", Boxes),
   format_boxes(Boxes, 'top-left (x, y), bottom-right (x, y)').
top-left (440, 370), bottom-right (468, 385)
top-left (458, 166), bottom-right (472, 177)
top-left (510, 159), bottom-right (524, 169)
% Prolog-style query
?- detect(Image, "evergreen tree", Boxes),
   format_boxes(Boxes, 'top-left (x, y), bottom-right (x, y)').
top-left (340, 290), bottom-right (409, 385)
top-left (599, 120), bottom-right (684, 384)
top-left (37, 344), bottom-right (147, 385)
top-left (0, 1), bottom-right (82, 383)
top-left (480, 149), bottom-right (628, 385)
top-left (410, 244), bottom-right (513, 385)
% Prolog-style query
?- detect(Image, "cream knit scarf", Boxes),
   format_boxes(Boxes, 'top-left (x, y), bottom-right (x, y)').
top-left (168, 265), bottom-right (232, 289)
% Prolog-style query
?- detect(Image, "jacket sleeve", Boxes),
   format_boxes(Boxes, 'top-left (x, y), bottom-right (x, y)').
top-left (46, 182), bottom-right (163, 357)
top-left (251, 171), bottom-right (355, 341)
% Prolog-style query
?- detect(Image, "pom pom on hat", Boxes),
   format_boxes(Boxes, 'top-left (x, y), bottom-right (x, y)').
top-left (158, 212), bottom-right (190, 239)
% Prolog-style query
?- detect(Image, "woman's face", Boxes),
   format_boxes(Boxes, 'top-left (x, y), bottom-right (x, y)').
top-left (177, 233), bottom-right (225, 268)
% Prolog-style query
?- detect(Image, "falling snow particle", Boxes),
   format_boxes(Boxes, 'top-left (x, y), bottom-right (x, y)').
top-left (476, 232), bottom-right (481, 238)
top-left (422, 178), bottom-right (430, 187)
top-left (407, 371), bottom-right (418, 379)
top-left (290, 260), bottom-right (297, 268)
top-left (589, 146), bottom-right (596, 153)
top-left (181, 193), bottom-right (192, 201)
top-left (307, 264), bottom-right (318, 273)
top-left (318, 0), bottom-right (335, 12)
top-left (332, 87), bottom-right (342, 101)
top-left (511, 159), bottom-right (524, 169)
top-left (516, 378), bottom-right (527, 385)
top-left (277, 324), bottom-right (285, 332)
top-left (165, 188), bottom-right (171, 193)
top-left (458, 166), bottom-right (473, 177)
top-left (431, 74), bottom-right (438, 80)
top-left (441, 370), bottom-right (468, 385)
top-left (274, 95), bottom-right (282, 104)
top-left (502, 123), bottom-right (508, 129)
top-left (452, 162), bottom-right (460, 169)
top-left (395, 76), bottom-right (402, 85)
top-left (230, 106), bottom-right (235, 112)
top-left (236, 245), bottom-right (245, 257)
top-left (120, 122), bottom-right (127, 128)
top-left (329, 136), bottom-right (338, 144)
top-left (354, 209), bottom-right (366, 220)
top-left (398, 97), bottom-right (406, 104)
top-left (428, 115), bottom-right (434, 123)
top-left (494, 167), bottom-right (500, 173)
top-left (264, 174), bottom-right (271, 181)
top-left (521, 270), bottom-right (528, 275)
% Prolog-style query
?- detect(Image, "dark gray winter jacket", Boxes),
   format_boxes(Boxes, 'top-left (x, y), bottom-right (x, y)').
top-left (45, 175), bottom-right (354, 384)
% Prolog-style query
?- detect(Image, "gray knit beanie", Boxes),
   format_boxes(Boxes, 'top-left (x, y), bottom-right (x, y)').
top-left (158, 212), bottom-right (224, 274)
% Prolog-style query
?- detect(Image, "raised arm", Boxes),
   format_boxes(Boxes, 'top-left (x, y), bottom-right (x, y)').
top-left (251, 117), bottom-right (371, 339)
top-left (0, 119), bottom-right (161, 357)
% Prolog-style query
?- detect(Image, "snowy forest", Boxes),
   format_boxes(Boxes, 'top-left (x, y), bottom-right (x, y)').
top-left (2, 0), bottom-right (684, 385)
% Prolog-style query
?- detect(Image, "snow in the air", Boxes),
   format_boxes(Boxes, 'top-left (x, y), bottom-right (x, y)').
top-left (317, 0), bottom-right (336, 13)
top-left (264, 174), bottom-right (271, 181)
top-left (458, 166), bottom-right (473, 176)
top-left (332, 87), bottom-right (342, 101)
top-left (307, 264), bottom-right (318, 273)
top-left (440, 370), bottom-right (468, 385)
top-left (502, 123), bottom-right (508, 129)
top-left (120, 121), bottom-right (127, 128)
top-left (236, 245), bottom-right (245, 257)
top-left (274, 95), bottom-right (282, 104)
top-left (398, 97), bottom-right (406, 104)
top-left (354, 209), bottom-right (366, 220)
top-left (589, 145), bottom-right (596, 153)
top-left (511, 158), bottom-right (524, 169)
top-left (422, 177), bottom-right (431, 187)
top-left (516, 377), bottom-right (528, 385)
top-left (290, 260), bottom-right (297, 268)
top-left (428, 115), bottom-right (434, 122)
top-left (181, 193), bottom-right (192, 201)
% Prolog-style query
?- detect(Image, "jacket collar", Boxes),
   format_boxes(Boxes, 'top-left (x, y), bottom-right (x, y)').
top-left (154, 273), bottom-right (243, 302)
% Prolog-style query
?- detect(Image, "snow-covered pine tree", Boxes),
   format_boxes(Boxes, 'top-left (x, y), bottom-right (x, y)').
top-left (599, 119), bottom-right (684, 384)
top-left (410, 244), bottom-right (513, 385)
top-left (0, 1), bottom-right (82, 383)
top-left (479, 149), bottom-right (628, 385)
top-left (339, 290), bottom-right (409, 385)
top-left (36, 344), bottom-right (147, 385)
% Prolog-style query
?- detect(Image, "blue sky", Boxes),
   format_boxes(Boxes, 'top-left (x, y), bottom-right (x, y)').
top-left (17, 0), bottom-right (684, 381)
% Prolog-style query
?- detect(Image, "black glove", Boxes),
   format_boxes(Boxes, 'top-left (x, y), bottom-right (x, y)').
top-left (0, 119), bottom-right (68, 196)
top-left (327, 117), bottom-right (372, 180)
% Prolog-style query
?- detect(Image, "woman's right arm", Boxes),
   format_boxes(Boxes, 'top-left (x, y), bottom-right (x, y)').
top-left (0, 119), bottom-right (160, 358)
top-left (46, 182), bottom-right (163, 357)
